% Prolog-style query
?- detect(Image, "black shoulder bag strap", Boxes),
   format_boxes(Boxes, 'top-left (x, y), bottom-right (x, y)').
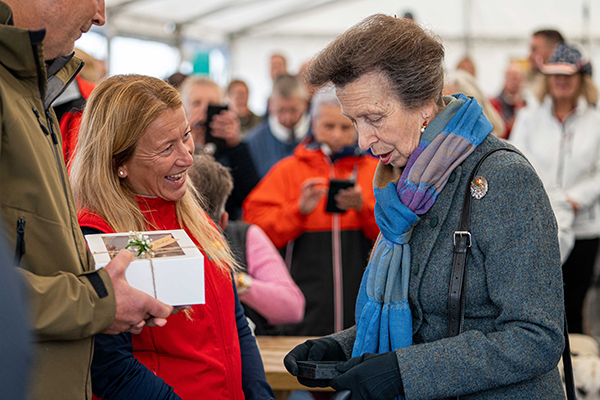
top-left (447, 147), bottom-right (576, 400)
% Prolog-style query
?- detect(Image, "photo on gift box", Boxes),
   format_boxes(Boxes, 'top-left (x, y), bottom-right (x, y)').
top-left (102, 233), bottom-right (186, 259)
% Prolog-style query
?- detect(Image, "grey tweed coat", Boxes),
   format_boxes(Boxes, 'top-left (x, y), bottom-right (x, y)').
top-left (331, 135), bottom-right (566, 399)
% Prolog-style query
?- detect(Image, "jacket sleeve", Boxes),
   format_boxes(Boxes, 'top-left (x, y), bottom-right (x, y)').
top-left (82, 227), bottom-right (182, 400)
top-left (243, 163), bottom-right (307, 249)
top-left (240, 224), bottom-right (305, 325)
top-left (507, 106), bottom-right (532, 153)
top-left (357, 161), bottom-right (379, 241)
top-left (91, 333), bottom-right (182, 400)
top-left (564, 152), bottom-right (600, 210)
top-left (16, 265), bottom-right (116, 342)
top-left (329, 325), bottom-right (357, 360)
top-left (396, 155), bottom-right (565, 400)
top-left (3, 102), bottom-right (115, 342)
top-left (540, 174), bottom-right (576, 263)
top-left (234, 278), bottom-right (275, 400)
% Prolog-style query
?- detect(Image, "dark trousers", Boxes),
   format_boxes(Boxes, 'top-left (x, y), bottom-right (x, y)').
top-left (562, 238), bottom-right (600, 333)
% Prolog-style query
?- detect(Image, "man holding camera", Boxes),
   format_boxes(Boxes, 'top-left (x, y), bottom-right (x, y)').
top-left (180, 75), bottom-right (260, 220)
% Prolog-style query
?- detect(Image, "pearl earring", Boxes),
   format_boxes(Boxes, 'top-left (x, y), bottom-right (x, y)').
top-left (420, 120), bottom-right (429, 134)
top-left (119, 170), bottom-right (124, 177)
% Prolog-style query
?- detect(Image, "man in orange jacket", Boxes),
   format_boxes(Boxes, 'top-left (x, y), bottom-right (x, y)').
top-left (243, 87), bottom-right (379, 336)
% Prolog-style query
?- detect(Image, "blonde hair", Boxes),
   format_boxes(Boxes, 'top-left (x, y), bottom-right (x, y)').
top-left (444, 69), bottom-right (505, 138)
top-left (535, 73), bottom-right (599, 105)
top-left (71, 74), bottom-right (237, 273)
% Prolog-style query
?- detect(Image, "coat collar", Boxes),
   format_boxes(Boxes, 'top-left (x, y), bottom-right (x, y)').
top-left (0, 1), bottom-right (43, 80)
top-left (268, 112), bottom-right (311, 143)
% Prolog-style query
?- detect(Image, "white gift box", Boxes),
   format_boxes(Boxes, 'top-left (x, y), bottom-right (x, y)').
top-left (85, 229), bottom-right (204, 306)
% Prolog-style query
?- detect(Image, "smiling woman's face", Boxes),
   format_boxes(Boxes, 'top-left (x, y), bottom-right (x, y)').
top-left (548, 73), bottom-right (582, 104)
top-left (119, 106), bottom-right (194, 201)
top-left (336, 71), bottom-right (427, 168)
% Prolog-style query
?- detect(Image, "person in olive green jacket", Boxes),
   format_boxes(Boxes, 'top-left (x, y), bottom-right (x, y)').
top-left (0, 1), bottom-right (174, 399)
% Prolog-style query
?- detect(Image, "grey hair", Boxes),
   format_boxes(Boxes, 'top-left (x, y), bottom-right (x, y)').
top-left (309, 85), bottom-right (341, 120)
top-left (179, 75), bottom-right (224, 107)
top-left (272, 73), bottom-right (308, 100)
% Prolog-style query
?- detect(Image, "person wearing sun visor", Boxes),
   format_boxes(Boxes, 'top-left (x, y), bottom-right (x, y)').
top-left (511, 42), bottom-right (600, 334)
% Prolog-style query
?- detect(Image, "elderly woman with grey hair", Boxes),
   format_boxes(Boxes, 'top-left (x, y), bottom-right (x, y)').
top-left (243, 86), bottom-right (379, 338)
top-left (284, 14), bottom-right (565, 400)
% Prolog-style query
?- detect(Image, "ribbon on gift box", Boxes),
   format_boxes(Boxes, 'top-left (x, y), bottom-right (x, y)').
top-left (92, 232), bottom-right (228, 300)
top-left (93, 232), bottom-right (185, 299)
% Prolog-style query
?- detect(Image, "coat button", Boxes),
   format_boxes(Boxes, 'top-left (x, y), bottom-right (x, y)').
top-left (430, 217), bottom-right (438, 228)
top-left (449, 171), bottom-right (456, 183)
top-left (412, 263), bottom-right (420, 275)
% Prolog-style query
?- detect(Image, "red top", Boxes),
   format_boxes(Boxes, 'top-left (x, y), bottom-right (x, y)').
top-left (243, 142), bottom-right (379, 248)
top-left (79, 196), bottom-right (244, 400)
top-left (59, 76), bottom-right (95, 167)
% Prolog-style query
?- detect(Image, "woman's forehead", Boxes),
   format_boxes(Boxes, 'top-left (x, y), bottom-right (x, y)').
top-left (139, 108), bottom-right (187, 145)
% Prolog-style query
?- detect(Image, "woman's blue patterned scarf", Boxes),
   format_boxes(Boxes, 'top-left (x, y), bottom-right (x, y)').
top-left (352, 94), bottom-right (493, 358)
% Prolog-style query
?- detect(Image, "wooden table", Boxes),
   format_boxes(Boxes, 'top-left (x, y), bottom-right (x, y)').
top-left (256, 336), bottom-right (334, 400)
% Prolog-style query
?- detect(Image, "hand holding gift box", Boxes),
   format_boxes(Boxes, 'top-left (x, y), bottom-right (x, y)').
top-left (86, 229), bottom-right (205, 306)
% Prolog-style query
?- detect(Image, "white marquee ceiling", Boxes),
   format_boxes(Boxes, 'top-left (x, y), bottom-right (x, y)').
top-left (100, 0), bottom-right (600, 47)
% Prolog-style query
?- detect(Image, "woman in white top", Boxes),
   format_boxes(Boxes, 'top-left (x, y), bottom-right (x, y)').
top-left (511, 42), bottom-right (600, 333)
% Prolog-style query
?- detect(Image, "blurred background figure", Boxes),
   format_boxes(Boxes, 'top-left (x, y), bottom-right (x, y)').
top-left (73, 48), bottom-right (107, 84)
top-left (511, 42), bottom-right (600, 334)
top-left (444, 69), bottom-right (506, 138)
top-left (189, 154), bottom-right (305, 335)
top-left (456, 56), bottom-right (477, 77)
top-left (180, 75), bottom-right (260, 220)
top-left (270, 53), bottom-right (288, 81)
top-left (298, 60), bottom-right (317, 105)
top-left (245, 74), bottom-right (311, 178)
top-left (529, 29), bottom-right (565, 73)
top-left (53, 48), bottom-right (107, 165)
top-left (402, 10), bottom-right (415, 20)
top-left (227, 79), bottom-right (262, 137)
top-left (243, 86), bottom-right (379, 337)
top-left (490, 63), bottom-right (527, 139)
top-left (165, 72), bottom-right (189, 90)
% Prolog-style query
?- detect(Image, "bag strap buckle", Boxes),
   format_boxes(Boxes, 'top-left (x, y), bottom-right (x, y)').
top-left (453, 231), bottom-right (472, 248)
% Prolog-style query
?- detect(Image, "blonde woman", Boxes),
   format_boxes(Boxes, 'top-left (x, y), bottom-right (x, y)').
top-left (70, 74), bottom-right (273, 400)
top-left (511, 43), bottom-right (600, 334)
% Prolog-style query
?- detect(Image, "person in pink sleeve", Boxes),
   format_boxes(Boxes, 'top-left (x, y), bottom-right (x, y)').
top-left (189, 154), bottom-right (305, 334)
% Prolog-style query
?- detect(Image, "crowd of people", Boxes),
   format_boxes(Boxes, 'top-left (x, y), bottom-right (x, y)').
top-left (1, 0), bottom-right (599, 399)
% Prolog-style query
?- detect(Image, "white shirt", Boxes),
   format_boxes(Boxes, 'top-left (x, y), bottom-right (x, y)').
top-left (510, 95), bottom-right (600, 240)
top-left (268, 113), bottom-right (310, 144)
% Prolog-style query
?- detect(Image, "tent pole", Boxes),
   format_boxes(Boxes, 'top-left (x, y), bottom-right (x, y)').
top-left (175, 24), bottom-right (184, 71)
top-left (105, 15), bottom-right (114, 76)
top-left (582, 0), bottom-right (592, 55)
top-left (463, 0), bottom-right (472, 56)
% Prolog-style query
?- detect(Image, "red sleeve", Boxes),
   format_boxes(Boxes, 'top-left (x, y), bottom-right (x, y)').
top-left (242, 162), bottom-right (307, 249)
top-left (77, 209), bottom-right (115, 233)
top-left (356, 158), bottom-right (379, 241)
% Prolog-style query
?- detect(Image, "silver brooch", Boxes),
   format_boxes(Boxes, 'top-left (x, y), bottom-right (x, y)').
top-left (470, 176), bottom-right (488, 199)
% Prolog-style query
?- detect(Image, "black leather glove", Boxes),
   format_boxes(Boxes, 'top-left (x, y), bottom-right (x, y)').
top-left (330, 352), bottom-right (404, 400)
top-left (284, 337), bottom-right (347, 388)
